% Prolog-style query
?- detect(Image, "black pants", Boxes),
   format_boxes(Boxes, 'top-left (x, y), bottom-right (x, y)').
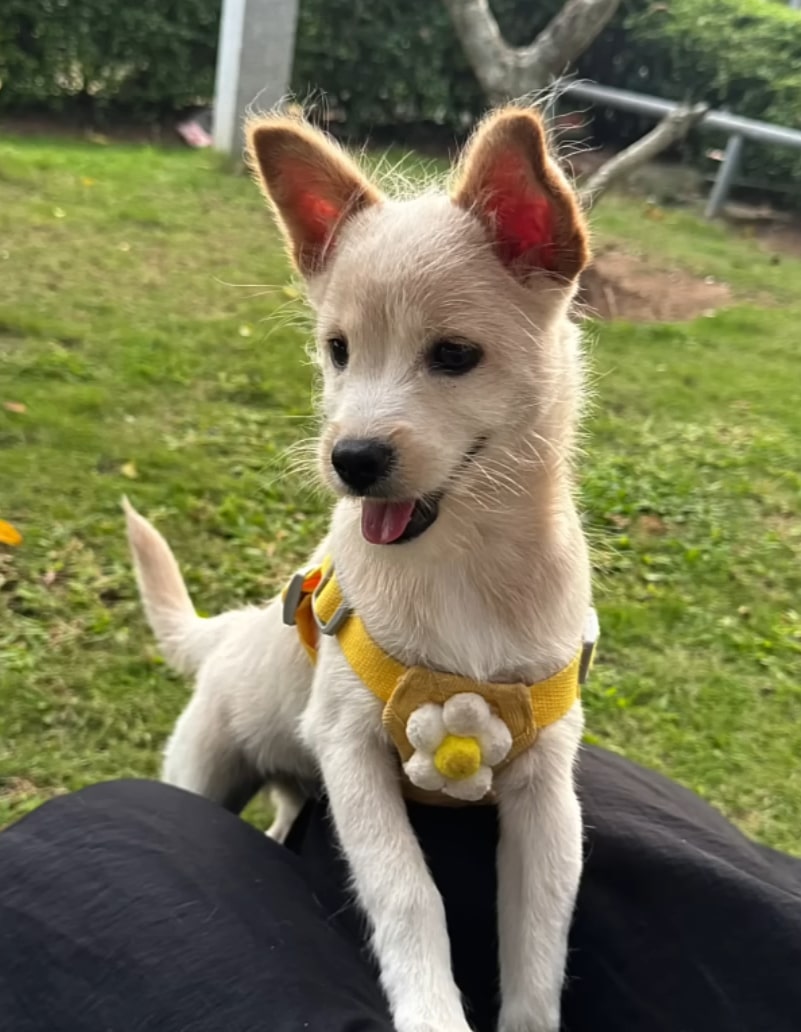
top-left (1, 747), bottom-right (800, 1032)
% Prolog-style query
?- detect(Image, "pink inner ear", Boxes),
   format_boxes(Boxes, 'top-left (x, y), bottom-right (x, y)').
top-left (295, 189), bottom-right (339, 249)
top-left (481, 152), bottom-right (556, 271)
top-left (280, 156), bottom-right (343, 254)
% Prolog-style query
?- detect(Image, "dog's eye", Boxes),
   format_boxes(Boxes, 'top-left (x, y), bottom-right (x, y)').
top-left (426, 340), bottom-right (483, 376)
top-left (327, 336), bottom-right (349, 370)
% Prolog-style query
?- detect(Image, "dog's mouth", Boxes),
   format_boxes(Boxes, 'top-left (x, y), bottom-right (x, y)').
top-left (360, 495), bottom-right (440, 546)
top-left (359, 437), bottom-right (487, 547)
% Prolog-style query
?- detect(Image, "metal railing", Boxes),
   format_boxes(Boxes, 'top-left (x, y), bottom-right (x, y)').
top-left (562, 81), bottom-right (801, 217)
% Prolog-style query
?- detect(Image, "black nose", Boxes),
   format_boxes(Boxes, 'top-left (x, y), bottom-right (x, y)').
top-left (331, 438), bottom-right (395, 493)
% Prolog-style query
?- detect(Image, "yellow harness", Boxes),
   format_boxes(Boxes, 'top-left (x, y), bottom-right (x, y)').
top-left (283, 558), bottom-right (598, 805)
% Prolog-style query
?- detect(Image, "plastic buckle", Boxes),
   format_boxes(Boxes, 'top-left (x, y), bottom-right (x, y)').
top-left (282, 567), bottom-right (315, 627)
top-left (312, 563), bottom-right (351, 637)
top-left (579, 607), bottom-right (600, 685)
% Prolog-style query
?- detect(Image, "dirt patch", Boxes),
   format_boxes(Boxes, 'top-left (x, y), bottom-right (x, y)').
top-left (750, 221), bottom-right (801, 261)
top-left (577, 248), bottom-right (732, 322)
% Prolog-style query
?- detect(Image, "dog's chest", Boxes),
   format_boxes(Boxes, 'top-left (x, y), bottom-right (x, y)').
top-left (354, 575), bottom-right (545, 685)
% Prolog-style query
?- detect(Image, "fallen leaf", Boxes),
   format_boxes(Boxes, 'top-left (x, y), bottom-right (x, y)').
top-left (80, 176), bottom-right (96, 187)
top-left (0, 520), bottom-right (22, 546)
top-left (86, 132), bottom-right (110, 146)
top-left (644, 205), bottom-right (665, 222)
top-left (3, 401), bottom-right (26, 414)
top-left (120, 461), bottom-right (139, 479)
top-left (118, 242), bottom-right (131, 252)
top-left (43, 570), bottom-right (58, 588)
top-left (53, 207), bottom-right (66, 219)
top-left (238, 324), bottom-right (253, 337)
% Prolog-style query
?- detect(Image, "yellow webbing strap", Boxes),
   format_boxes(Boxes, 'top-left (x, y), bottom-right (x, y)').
top-left (286, 561), bottom-right (587, 731)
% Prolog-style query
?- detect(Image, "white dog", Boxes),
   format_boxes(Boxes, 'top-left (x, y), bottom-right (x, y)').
top-left (125, 107), bottom-right (598, 1032)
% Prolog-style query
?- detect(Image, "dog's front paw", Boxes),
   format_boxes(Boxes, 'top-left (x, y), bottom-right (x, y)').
top-left (497, 1003), bottom-right (559, 1032)
top-left (394, 1007), bottom-right (474, 1032)
top-left (396, 1021), bottom-right (473, 1032)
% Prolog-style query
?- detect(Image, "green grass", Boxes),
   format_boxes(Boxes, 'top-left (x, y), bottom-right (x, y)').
top-left (1, 137), bottom-right (799, 852)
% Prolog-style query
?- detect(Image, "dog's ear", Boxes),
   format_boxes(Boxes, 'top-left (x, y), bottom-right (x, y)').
top-left (247, 117), bottom-right (382, 276)
top-left (452, 108), bottom-right (589, 283)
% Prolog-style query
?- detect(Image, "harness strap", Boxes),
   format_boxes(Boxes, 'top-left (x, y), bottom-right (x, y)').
top-left (284, 560), bottom-right (595, 730)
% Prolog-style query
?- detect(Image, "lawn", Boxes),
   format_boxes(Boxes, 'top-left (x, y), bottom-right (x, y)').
top-left (1, 136), bottom-right (799, 851)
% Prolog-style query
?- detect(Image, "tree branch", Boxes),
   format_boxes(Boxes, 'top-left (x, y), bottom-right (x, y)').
top-left (442, 0), bottom-right (622, 102)
top-left (517, 0), bottom-right (622, 89)
top-left (440, 0), bottom-right (514, 104)
top-left (579, 103), bottom-right (708, 208)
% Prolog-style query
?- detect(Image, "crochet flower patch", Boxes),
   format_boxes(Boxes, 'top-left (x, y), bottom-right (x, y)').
top-left (403, 693), bottom-right (513, 801)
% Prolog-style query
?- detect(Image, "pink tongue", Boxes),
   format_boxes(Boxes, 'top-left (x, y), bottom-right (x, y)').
top-left (361, 499), bottom-right (416, 545)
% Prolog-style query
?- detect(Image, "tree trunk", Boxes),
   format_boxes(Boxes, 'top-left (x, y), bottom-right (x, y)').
top-left (441, 0), bottom-right (621, 102)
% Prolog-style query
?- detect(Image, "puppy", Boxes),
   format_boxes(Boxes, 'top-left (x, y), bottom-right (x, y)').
top-left (126, 107), bottom-right (595, 1032)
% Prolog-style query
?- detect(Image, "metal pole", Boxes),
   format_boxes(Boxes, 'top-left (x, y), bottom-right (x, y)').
top-left (564, 81), bottom-right (801, 149)
top-left (213, 0), bottom-right (299, 157)
top-left (705, 133), bottom-right (744, 219)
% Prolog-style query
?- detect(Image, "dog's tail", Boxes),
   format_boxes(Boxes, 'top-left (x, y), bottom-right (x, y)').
top-left (123, 497), bottom-right (216, 676)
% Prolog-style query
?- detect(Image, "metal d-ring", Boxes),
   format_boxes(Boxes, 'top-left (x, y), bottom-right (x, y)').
top-left (311, 562), bottom-right (351, 636)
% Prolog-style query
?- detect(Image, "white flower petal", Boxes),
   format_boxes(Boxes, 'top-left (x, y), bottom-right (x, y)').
top-left (442, 692), bottom-right (490, 737)
top-left (477, 714), bottom-right (513, 767)
top-left (404, 751), bottom-right (447, 792)
top-left (443, 765), bottom-right (493, 802)
top-left (406, 704), bottom-right (446, 752)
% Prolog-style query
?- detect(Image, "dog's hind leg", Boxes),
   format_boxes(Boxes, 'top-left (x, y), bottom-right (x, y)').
top-left (264, 781), bottom-right (306, 843)
top-left (162, 690), bottom-right (262, 814)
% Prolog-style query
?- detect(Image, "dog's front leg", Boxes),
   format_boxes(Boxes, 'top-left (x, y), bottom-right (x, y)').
top-left (304, 660), bottom-right (471, 1032)
top-left (496, 711), bottom-right (584, 1032)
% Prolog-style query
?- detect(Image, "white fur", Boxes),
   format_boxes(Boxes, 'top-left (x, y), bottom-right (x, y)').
top-left (126, 142), bottom-right (591, 1031)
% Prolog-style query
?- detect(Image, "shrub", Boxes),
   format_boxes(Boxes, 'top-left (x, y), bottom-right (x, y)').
top-left (0, 0), bottom-right (219, 120)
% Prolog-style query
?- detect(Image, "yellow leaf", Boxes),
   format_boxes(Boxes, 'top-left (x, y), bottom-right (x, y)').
top-left (118, 242), bottom-right (131, 252)
top-left (121, 461), bottom-right (139, 479)
top-left (282, 285), bottom-right (301, 300)
top-left (238, 324), bottom-right (253, 337)
top-left (80, 176), bottom-right (96, 187)
top-left (0, 519), bottom-right (22, 546)
top-left (53, 207), bottom-right (66, 219)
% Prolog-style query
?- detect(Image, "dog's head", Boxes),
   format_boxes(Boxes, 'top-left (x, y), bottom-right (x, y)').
top-left (247, 109), bottom-right (589, 548)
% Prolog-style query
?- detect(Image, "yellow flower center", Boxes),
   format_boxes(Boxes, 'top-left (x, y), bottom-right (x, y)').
top-left (433, 735), bottom-right (482, 780)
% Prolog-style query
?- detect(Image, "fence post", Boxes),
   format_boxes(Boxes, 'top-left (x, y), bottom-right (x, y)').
top-left (705, 132), bottom-right (744, 219)
top-left (213, 0), bottom-right (299, 157)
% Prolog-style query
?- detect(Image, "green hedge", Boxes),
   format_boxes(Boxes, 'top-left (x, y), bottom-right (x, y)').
top-left (1, 0), bottom-right (801, 193)
top-left (292, 0), bottom-right (563, 135)
top-left (0, 0), bottom-right (219, 117)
